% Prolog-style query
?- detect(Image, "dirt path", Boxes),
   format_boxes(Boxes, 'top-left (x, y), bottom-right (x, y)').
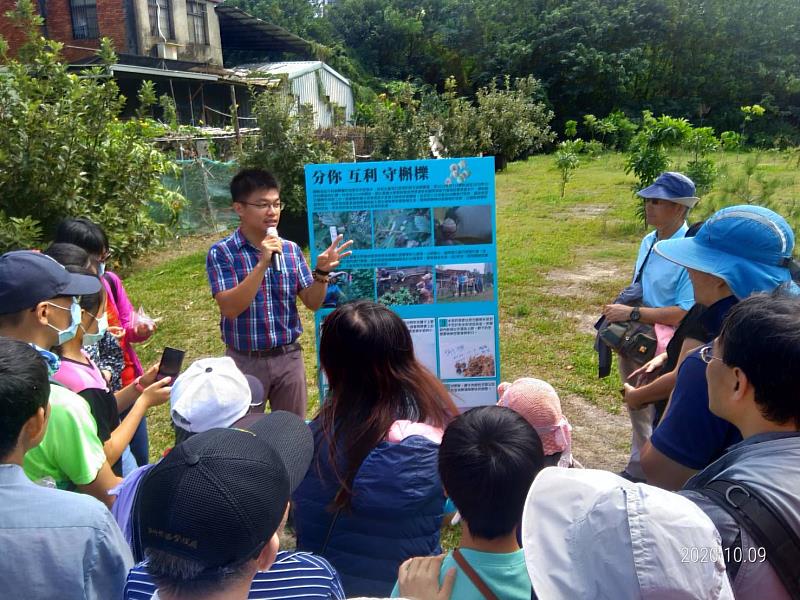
top-left (562, 394), bottom-right (629, 471)
top-left (545, 258), bottom-right (632, 472)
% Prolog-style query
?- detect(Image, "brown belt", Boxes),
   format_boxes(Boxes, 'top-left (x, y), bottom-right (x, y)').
top-left (231, 342), bottom-right (301, 358)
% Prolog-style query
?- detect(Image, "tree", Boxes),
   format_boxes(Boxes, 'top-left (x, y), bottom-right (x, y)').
top-left (0, 1), bottom-right (182, 264)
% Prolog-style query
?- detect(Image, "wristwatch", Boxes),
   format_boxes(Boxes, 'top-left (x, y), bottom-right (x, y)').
top-left (630, 307), bottom-right (641, 322)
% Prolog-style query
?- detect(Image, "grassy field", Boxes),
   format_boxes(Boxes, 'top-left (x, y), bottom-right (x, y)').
top-left (124, 150), bottom-right (799, 464)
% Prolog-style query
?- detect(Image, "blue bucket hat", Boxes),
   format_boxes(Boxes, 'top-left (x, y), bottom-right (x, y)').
top-left (637, 172), bottom-right (700, 208)
top-left (654, 205), bottom-right (796, 299)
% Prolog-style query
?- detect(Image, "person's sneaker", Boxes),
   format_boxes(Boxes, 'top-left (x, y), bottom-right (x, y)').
top-left (617, 470), bottom-right (646, 483)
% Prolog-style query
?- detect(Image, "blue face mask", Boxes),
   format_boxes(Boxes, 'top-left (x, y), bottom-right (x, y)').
top-left (81, 312), bottom-right (108, 346)
top-left (97, 262), bottom-right (106, 278)
top-left (29, 344), bottom-right (61, 377)
top-left (45, 298), bottom-right (82, 346)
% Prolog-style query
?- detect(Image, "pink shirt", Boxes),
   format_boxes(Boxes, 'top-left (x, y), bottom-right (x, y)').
top-left (54, 350), bottom-right (108, 393)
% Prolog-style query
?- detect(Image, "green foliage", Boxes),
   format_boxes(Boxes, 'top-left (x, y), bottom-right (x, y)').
top-left (625, 112), bottom-right (723, 222)
top-left (475, 75), bottom-right (555, 164)
top-left (378, 286), bottom-right (419, 306)
top-left (241, 82), bottom-right (348, 215)
top-left (368, 82), bottom-right (431, 160)
top-left (437, 77), bottom-right (490, 158)
top-left (626, 112), bottom-right (693, 188)
top-left (312, 211), bottom-right (372, 255)
top-left (159, 94), bottom-right (179, 130)
top-left (564, 120), bottom-right (578, 138)
top-left (0, 3), bottom-right (182, 264)
top-left (374, 209), bottom-right (432, 248)
top-left (340, 269), bottom-right (374, 301)
top-left (555, 141), bottom-right (581, 199)
top-left (234, 0), bottom-right (800, 149)
top-left (720, 131), bottom-right (744, 151)
top-left (683, 127), bottom-right (720, 195)
top-left (364, 75), bottom-right (554, 165)
top-left (598, 111), bottom-right (638, 151)
top-left (0, 213), bottom-right (42, 251)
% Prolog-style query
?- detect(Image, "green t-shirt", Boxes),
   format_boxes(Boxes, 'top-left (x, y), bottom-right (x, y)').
top-left (23, 384), bottom-right (107, 489)
top-left (391, 548), bottom-right (530, 600)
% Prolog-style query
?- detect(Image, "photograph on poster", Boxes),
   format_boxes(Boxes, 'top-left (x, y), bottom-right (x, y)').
top-left (376, 266), bottom-right (434, 306)
top-left (374, 208), bottom-right (433, 248)
top-left (321, 269), bottom-right (375, 308)
top-left (405, 318), bottom-right (437, 375)
top-left (434, 205), bottom-right (493, 246)
top-left (313, 211), bottom-right (372, 255)
top-left (438, 315), bottom-right (497, 379)
top-left (435, 263), bottom-right (494, 303)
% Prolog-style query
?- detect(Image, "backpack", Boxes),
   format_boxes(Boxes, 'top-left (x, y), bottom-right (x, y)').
top-left (699, 478), bottom-right (800, 599)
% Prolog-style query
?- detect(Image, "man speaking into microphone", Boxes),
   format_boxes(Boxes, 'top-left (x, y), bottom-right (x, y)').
top-left (206, 168), bottom-right (352, 417)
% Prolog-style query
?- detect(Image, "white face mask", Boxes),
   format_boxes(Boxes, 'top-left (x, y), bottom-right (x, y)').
top-left (81, 311), bottom-right (108, 346)
top-left (45, 298), bottom-right (81, 345)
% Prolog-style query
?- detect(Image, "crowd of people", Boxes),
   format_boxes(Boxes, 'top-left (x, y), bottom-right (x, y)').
top-left (0, 167), bottom-right (799, 600)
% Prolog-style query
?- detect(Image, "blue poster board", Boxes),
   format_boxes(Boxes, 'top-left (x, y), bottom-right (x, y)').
top-left (304, 157), bottom-right (500, 410)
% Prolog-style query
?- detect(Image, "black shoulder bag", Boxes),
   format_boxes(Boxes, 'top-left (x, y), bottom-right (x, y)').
top-left (699, 478), bottom-right (800, 598)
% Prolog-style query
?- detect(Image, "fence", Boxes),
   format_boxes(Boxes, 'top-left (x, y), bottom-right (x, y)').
top-left (160, 159), bottom-right (240, 233)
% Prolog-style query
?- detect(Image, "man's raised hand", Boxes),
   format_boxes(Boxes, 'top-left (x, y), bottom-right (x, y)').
top-left (316, 234), bottom-right (353, 272)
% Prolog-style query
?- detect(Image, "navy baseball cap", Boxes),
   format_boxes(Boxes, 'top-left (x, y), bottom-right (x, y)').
top-left (0, 251), bottom-right (102, 315)
top-left (637, 172), bottom-right (700, 208)
top-left (655, 205), bottom-right (797, 299)
top-left (134, 411), bottom-right (313, 570)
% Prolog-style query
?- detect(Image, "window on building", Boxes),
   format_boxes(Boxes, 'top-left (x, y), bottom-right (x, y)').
top-left (148, 0), bottom-right (174, 39)
top-left (70, 0), bottom-right (99, 39)
top-left (186, 1), bottom-right (209, 45)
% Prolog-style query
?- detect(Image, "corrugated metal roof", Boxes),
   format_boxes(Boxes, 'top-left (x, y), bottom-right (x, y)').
top-left (216, 5), bottom-right (313, 55)
top-left (235, 61), bottom-right (350, 86)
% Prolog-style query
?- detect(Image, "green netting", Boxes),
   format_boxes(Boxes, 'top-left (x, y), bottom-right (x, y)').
top-left (159, 159), bottom-right (241, 233)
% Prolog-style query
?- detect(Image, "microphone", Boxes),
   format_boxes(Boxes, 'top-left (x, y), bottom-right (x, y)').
top-left (266, 227), bottom-right (282, 273)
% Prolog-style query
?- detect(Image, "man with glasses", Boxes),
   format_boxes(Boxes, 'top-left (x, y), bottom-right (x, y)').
top-left (206, 168), bottom-right (352, 418)
top-left (680, 292), bottom-right (800, 600)
top-left (640, 205), bottom-right (799, 490)
top-left (602, 172), bottom-right (698, 482)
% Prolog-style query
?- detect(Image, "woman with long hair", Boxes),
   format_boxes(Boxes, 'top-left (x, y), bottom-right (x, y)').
top-left (293, 300), bottom-right (457, 597)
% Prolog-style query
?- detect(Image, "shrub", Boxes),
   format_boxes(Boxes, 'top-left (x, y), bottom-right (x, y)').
top-left (241, 79), bottom-right (348, 215)
top-left (683, 127), bottom-right (720, 195)
top-left (0, 1), bottom-right (182, 265)
top-left (367, 82), bottom-right (432, 160)
top-left (437, 77), bottom-right (490, 158)
top-left (475, 75), bottom-right (555, 166)
top-left (720, 131), bottom-right (743, 152)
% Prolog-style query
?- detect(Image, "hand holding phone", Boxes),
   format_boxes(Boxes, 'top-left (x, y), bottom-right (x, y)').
top-left (156, 347), bottom-right (185, 382)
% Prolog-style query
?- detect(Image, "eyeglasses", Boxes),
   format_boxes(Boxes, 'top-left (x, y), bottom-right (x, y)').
top-left (243, 201), bottom-right (282, 211)
top-left (699, 345), bottom-right (723, 364)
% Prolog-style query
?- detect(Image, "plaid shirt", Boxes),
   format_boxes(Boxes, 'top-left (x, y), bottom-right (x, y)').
top-left (206, 228), bottom-right (313, 351)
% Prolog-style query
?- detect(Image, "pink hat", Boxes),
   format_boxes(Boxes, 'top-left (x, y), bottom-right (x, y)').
top-left (497, 378), bottom-right (572, 463)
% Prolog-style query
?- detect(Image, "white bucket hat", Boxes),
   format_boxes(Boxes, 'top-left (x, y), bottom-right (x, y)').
top-left (522, 468), bottom-right (734, 599)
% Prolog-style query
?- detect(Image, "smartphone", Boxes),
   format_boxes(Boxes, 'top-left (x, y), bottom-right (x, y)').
top-left (156, 347), bottom-right (185, 382)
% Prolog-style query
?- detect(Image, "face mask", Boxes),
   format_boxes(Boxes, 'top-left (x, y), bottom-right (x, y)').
top-left (81, 312), bottom-right (108, 346)
top-left (29, 344), bottom-right (61, 377)
top-left (97, 262), bottom-right (106, 277)
top-left (45, 298), bottom-right (81, 346)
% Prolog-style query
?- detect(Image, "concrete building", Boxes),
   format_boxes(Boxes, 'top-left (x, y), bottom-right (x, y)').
top-left (0, 1), bottom-right (313, 126)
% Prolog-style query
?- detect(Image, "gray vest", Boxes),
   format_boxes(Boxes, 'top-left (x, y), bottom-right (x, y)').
top-left (680, 433), bottom-right (800, 600)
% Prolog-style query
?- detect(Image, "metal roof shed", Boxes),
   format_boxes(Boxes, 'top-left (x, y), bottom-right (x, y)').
top-left (235, 61), bottom-right (354, 128)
